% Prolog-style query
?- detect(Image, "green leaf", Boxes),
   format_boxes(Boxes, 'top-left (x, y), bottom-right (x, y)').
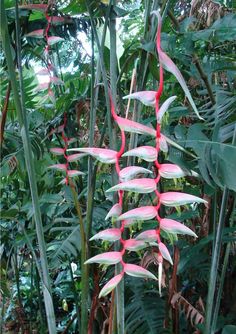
top-left (192, 14), bottom-right (236, 42)
top-left (0, 208), bottom-right (18, 219)
top-left (222, 325), bottom-right (236, 334)
top-left (186, 124), bottom-right (236, 190)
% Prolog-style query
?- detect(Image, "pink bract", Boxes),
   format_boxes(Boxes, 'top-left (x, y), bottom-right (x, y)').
top-left (117, 206), bottom-right (157, 221)
top-left (158, 242), bottom-right (173, 265)
top-left (67, 147), bottom-right (117, 164)
top-left (84, 252), bottom-right (122, 265)
top-left (160, 192), bottom-right (207, 207)
top-left (116, 116), bottom-right (156, 137)
top-left (157, 96), bottom-right (177, 123)
top-left (122, 146), bottom-right (157, 162)
top-left (47, 36), bottom-right (64, 46)
top-left (160, 218), bottom-right (197, 237)
top-left (119, 166), bottom-right (152, 182)
top-left (67, 170), bottom-right (85, 177)
top-left (159, 163), bottom-right (187, 179)
top-left (136, 229), bottom-right (157, 242)
top-left (124, 263), bottom-right (157, 280)
top-left (106, 178), bottom-right (156, 194)
top-left (67, 153), bottom-right (87, 162)
top-left (124, 239), bottom-right (148, 252)
top-left (123, 90), bottom-right (157, 107)
top-left (105, 203), bottom-right (122, 220)
top-left (25, 29), bottom-right (44, 38)
top-left (89, 228), bottom-right (121, 242)
top-left (99, 273), bottom-right (124, 298)
top-left (48, 164), bottom-right (67, 171)
top-left (50, 147), bottom-right (65, 155)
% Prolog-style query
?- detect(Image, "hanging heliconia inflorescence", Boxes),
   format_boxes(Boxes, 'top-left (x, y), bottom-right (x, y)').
top-left (24, 4), bottom-right (65, 102)
top-left (48, 113), bottom-right (85, 185)
top-left (68, 11), bottom-right (206, 297)
top-left (24, 5), bottom-right (83, 182)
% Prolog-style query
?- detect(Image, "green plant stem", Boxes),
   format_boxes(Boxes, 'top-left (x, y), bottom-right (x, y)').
top-left (80, 3), bottom-right (112, 332)
top-left (211, 225), bottom-right (231, 332)
top-left (35, 266), bottom-right (46, 334)
top-left (205, 188), bottom-right (229, 334)
top-left (14, 250), bottom-right (22, 308)
top-left (211, 127), bottom-right (236, 332)
top-left (109, 1), bottom-right (125, 333)
top-left (0, 2), bottom-right (56, 332)
top-left (86, 29), bottom-right (96, 239)
top-left (193, 54), bottom-right (215, 105)
top-left (69, 181), bottom-right (88, 333)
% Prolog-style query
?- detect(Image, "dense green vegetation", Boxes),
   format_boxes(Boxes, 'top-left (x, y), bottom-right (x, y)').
top-left (0, 1), bottom-right (236, 333)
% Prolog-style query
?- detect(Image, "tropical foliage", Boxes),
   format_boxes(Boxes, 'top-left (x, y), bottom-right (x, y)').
top-left (0, 1), bottom-right (236, 334)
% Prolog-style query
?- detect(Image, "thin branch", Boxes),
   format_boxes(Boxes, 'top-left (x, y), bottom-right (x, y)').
top-left (0, 82), bottom-right (11, 147)
top-left (193, 55), bottom-right (216, 105)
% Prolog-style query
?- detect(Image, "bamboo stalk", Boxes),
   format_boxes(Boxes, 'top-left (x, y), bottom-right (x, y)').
top-left (0, 2), bottom-right (57, 333)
